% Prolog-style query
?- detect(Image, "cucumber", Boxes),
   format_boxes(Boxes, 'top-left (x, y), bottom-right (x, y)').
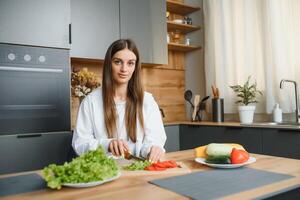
top-left (205, 155), bottom-right (231, 164)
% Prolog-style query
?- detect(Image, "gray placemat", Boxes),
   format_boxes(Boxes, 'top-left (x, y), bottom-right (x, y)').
top-left (0, 173), bottom-right (47, 197)
top-left (150, 168), bottom-right (295, 200)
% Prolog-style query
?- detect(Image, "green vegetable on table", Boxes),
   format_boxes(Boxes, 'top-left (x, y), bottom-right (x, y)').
top-left (42, 147), bottom-right (119, 190)
top-left (123, 160), bottom-right (152, 171)
top-left (206, 143), bottom-right (233, 157)
top-left (205, 155), bottom-right (231, 164)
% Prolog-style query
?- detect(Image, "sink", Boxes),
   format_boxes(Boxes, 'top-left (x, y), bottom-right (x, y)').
top-left (242, 122), bottom-right (300, 128)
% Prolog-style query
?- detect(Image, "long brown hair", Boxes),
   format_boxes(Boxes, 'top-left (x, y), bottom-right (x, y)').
top-left (102, 39), bottom-right (144, 142)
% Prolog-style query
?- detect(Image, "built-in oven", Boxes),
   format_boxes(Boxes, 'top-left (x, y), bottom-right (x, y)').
top-left (0, 43), bottom-right (70, 135)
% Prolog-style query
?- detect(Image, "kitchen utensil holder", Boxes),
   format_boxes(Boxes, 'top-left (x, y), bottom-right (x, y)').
top-left (189, 102), bottom-right (206, 122)
top-left (212, 98), bottom-right (224, 122)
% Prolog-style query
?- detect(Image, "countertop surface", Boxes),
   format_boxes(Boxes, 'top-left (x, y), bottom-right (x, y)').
top-left (2, 150), bottom-right (300, 200)
top-left (164, 121), bottom-right (300, 130)
top-left (164, 121), bottom-right (242, 126)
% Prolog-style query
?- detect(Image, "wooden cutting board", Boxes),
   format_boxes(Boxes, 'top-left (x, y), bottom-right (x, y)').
top-left (116, 159), bottom-right (191, 176)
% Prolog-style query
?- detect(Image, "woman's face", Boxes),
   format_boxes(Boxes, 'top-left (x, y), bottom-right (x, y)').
top-left (111, 48), bottom-right (137, 86)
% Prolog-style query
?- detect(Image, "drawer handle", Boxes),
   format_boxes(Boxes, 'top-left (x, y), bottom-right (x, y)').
top-left (17, 134), bottom-right (42, 138)
top-left (0, 66), bottom-right (63, 73)
top-left (225, 126), bottom-right (243, 130)
top-left (278, 129), bottom-right (300, 133)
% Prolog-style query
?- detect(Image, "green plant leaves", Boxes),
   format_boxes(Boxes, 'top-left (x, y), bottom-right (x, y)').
top-left (230, 76), bottom-right (263, 106)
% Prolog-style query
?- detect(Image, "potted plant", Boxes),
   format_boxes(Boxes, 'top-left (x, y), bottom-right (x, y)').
top-left (230, 76), bottom-right (263, 124)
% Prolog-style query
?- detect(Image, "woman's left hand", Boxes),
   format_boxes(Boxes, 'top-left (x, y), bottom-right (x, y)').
top-left (148, 146), bottom-right (165, 163)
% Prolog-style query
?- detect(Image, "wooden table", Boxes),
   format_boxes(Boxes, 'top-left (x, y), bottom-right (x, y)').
top-left (2, 150), bottom-right (300, 200)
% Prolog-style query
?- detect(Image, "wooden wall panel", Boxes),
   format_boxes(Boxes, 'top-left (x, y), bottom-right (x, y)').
top-left (142, 68), bottom-right (185, 87)
top-left (168, 51), bottom-right (185, 70)
top-left (160, 104), bottom-right (186, 122)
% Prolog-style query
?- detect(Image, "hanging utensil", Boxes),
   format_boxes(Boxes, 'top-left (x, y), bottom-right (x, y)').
top-left (184, 90), bottom-right (194, 107)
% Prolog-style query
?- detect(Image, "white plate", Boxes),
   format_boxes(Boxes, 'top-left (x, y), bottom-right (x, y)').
top-left (195, 157), bottom-right (256, 169)
top-left (62, 172), bottom-right (121, 188)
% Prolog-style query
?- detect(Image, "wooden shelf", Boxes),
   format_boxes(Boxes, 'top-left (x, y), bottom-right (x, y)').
top-left (167, 0), bottom-right (200, 15)
top-left (167, 21), bottom-right (200, 34)
top-left (168, 43), bottom-right (201, 52)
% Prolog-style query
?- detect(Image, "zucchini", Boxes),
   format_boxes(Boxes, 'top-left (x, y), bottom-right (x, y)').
top-left (206, 143), bottom-right (233, 157)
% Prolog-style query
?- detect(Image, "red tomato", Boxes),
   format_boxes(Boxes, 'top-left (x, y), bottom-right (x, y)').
top-left (145, 166), bottom-right (166, 171)
top-left (230, 148), bottom-right (250, 164)
top-left (152, 160), bottom-right (178, 168)
top-left (145, 160), bottom-right (178, 171)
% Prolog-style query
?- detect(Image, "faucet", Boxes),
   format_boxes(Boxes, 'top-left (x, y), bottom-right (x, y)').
top-left (280, 79), bottom-right (300, 123)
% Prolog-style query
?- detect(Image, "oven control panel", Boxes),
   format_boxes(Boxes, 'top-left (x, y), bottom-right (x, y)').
top-left (0, 43), bottom-right (69, 67)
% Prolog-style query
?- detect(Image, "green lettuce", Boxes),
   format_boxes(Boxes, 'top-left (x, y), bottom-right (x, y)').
top-left (123, 160), bottom-right (151, 171)
top-left (43, 147), bottom-right (119, 189)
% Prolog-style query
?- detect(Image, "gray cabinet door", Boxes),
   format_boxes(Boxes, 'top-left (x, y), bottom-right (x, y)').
top-left (179, 125), bottom-right (225, 150)
top-left (179, 125), bottom-right (262, 154)
top-left (120, 0), bottom-right (167, 64)
top-left (70, 0), bottom-right (119, 59)
top-left (0, 0), bottom-right (70, 48)
top-left (164, 125), bottom-right (180, 152)
top-left (221, 127), bottom-right (262, 154)
top-left (262, 129), bottom-right (300, 159)
top-left (0, 132), bottom-right (73, 174)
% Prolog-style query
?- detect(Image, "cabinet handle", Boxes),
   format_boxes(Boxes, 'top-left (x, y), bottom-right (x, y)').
top-left (17, 134), bottom-right (42, 138)
top-left (278, 129), bottom-right (300, 133)
top-left (225, 126), bottom-right (243, 130)
top-left (69, 23), bottom-right (72, 44)
top-left (0, 66), bottom-right (63, 73)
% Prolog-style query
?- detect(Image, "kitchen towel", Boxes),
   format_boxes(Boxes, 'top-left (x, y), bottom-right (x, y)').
top-left (0, 173), bottom-right (46, 197)
top-left (150, 167), bottom-right (295, 200)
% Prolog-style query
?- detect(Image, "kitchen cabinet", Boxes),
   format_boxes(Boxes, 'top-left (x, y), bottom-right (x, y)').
top-left (179, 125), bottom-right (224, 150)
top-left (164, 125), bottom-right (180, 152)
top-left (0, 0), bottom-right (70, 49)
top-left (179, 123), bottom-right (300, 159)
top-left (221, 127), bottom-right (263, 154)
top-left (70, 0), bottom-right (119, 59)
top-left (120, 0), bottom-right (167, 64)
top-left (262, 128), bottom-right (300, 159)
top-left (0, 132), bottom-right (73, 174)
top-left (70, 0), bottom-right (167, 64)
top-left (179, 125), bottom-right (262, 154)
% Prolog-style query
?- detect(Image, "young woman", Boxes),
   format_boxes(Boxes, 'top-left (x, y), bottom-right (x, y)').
top-left (72, 39), bottom-right (166, 162)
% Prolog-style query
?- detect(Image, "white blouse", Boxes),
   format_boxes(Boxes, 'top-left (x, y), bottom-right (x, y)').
top-left (72, 87), bottom-right (167, 158)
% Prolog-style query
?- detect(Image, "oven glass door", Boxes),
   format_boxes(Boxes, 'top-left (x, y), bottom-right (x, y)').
top-left (0, 65), bottom-right (70, 135)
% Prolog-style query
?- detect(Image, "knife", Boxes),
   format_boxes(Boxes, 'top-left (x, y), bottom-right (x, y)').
top-left (124, 151), bottom-right (146, 161)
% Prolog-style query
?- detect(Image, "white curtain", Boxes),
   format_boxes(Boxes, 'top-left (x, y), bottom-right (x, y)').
top-left (203, 0), bottom-right (300, 113)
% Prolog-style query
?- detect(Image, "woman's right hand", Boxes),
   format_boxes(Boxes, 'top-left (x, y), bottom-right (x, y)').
top-left (108, 139), bottom-right (129, 157)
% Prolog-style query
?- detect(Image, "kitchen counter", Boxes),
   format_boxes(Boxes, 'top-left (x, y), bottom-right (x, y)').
top-left (164, 121), bottom-right (242, 127)
top-left (2, 150), bottom-right (300, 200)
top-left (164, 121), bottom-right (300, 130)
